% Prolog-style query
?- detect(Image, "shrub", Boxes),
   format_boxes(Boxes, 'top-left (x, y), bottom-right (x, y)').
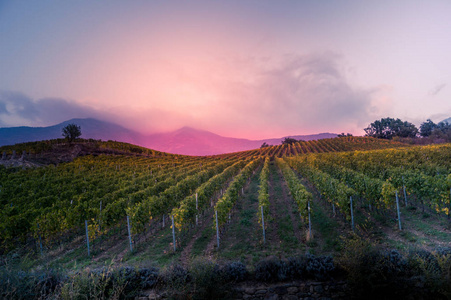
top-left (304, 254), bottom-right (335, 280)
top-left (60, 266), bottom-right (158, 300)
top-left (161, 263), bottom-right (189, 297)
top-left (137, 267), bottom-right (159, 289)
top-left (409, 248), bottom-right (451, 298)
top-left (220, 261), bottom-right (247, 282)
top-left (0, 268), bottom-right (64, 300)
top-left (255, 257), bottom-right (288, 282)
top-left (189, 259), bottom-right (228, 299)
top-left (287, 256), bottom-right (307, 279)
top-left (285, 254), bottom-right (335, 281)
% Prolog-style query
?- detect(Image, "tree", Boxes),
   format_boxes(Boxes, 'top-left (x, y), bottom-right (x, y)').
top-left (338, 133), bottom-right (353, 137)
top-left (419, 119), bottom-right (451, 141)
top-left (62, 124), bottom-right (82, 144)
top-left (431, 121), bottom-right (451, 141)
top-left (282, 137), bottom-right (298, 145)
top-left (419, 119), bottom-right (437, 137)
top-left (260, 142), bottom-right (270, 148)
top-left (364, 118), bottom-right (418, 139)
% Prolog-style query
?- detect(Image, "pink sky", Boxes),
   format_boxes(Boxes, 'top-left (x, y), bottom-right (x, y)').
top-left (1, 1), bottom-right (450, 139)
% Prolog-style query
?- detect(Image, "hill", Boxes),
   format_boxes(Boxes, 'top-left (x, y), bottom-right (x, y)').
top-left (0, 118), bottom-right (337, 155)
top-left (0, 140), bottom-right (450, 299)
top-left (0, 118), bottom-right (145, 147)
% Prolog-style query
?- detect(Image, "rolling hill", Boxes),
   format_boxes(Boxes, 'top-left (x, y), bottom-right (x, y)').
top-left (0, 118), bottom-right (337, 155)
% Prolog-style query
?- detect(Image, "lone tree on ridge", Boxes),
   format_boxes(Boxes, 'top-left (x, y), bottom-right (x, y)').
top-left (62, 123), bottom-right (82, 144)
top-left (282, 137), bottom-right (298, 145)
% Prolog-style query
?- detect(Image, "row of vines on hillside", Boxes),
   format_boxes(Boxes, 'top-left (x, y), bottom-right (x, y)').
top-left (0, 154), bottom-right (238, 250)
top-left (214, 159), bottom-right (262, 228)
top-left (285, 144), bottom-right (451, 222)
top-left (275, 158), bottom-right (313, 221)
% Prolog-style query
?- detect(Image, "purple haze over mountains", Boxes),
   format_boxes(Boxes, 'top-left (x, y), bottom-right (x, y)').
top-left (0, 118), bottom-right (337, 155)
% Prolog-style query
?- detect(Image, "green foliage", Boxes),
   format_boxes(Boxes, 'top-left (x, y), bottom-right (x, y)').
top-left (420, 119), bottom-right (451, 141)
top-left (364, 117), bottom-right (418, 139)
top-left (337, 132), bottom-right (353, 137)
top-left (381, 180), bottom-right (397, 208)
top-left (62, 123), bottom-right (82, 143)
top-left (172, 160), bottom-right (245, 231)
top-left (286, 144), bottom-right (451, 217)
top-left (420, 119), bottom-right (437, 137)
top-left (276, 157), bottom-right (313, 219)
top-left (0, 153), bottom-right (239, 251)
top-left (214, 159), bottom-right (261, 228)
top-left (281, 137), bottom-right (298, 145)
top-left (287, 155), bottom-right (355, 220)
top-left (257, 157), bottom-right (270, 227)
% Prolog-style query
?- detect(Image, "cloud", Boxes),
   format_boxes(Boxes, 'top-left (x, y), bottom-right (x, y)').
top-left (189, 53), bottom-right (390, 137)
top-left (0, 53), bottom-right (391, 138)
top-left (0, 101), bottom-right (7, 114)
top-left (428, 83), bottom-right (446, 96)
top-left (0, 91), bottom-right (105, 127)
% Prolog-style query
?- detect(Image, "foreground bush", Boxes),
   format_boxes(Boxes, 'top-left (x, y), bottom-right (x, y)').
top-left (338, 235), bottom-right (451, 299)
top-left (255, 254), bottom-right (335, 282)
top-left (0, 268), bottom-right (64, 299)
top-left (1, 249), bottom-right (450, 299)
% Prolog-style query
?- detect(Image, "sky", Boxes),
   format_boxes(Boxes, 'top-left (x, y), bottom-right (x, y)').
top-left (0, 0), bottom-right (450, 139)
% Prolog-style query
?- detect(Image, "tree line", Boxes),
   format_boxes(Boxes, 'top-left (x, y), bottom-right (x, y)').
top-left (364, 117), bottom-right (451, 142)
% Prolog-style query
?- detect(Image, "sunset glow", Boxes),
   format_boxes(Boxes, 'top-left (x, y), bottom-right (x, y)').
top-left (1, 1), bottom-right (450, 139)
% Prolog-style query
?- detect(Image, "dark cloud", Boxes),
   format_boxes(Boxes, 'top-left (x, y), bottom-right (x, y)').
top-left (0, 91), bottom-right (39, 119)
top-left (0, 101), bottom-right (7, 114)
top-left (428, 83), bottom-right (446, 96)
top-left (0, 91), bottom-right (105, 127)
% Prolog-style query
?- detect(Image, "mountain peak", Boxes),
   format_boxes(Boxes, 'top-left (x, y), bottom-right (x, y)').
top-left (174, 126), bottom-right (208, 133)
top-left (176, 126), bottom-right (198, 132)
top-left (171, 126), bottom-right (219, 137)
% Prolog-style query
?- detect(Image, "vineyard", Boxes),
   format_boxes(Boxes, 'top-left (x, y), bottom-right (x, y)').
top-left (0, 137), bottom-right (450, 274)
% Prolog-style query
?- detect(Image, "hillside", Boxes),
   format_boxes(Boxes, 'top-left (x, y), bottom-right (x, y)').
top-left (0, 118), bottom-right (337, 155)
top-left (1, 139), bottom-right (450, 299)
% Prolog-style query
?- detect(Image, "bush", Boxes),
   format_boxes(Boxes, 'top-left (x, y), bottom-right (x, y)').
top-left (220, 261), bottom-right (247, 282)
top-left (304, 254), bottom-right (335, 280)
top-left (60, 267), bottom-right (126, 300)
top-left (138, 267), bottom-right (159, 289)
top-left (0, 268), bottom-right (64, 300)
top-left (287, 256), bottom-right (307, 279)
top-left (60, 266), bottom-right (159, 300)
top-left (189, 259), bottom-right (228, 299)
top-left (285, 254), bottom-right (335, 281)
top-left (409, 247), bottom-right (451, 298)
top-left (162, 263), bottom-right (189, 297)
top-left (376, 250), bottom-right (408, 278)
top-left (255, 257), bottom-right (288, 282)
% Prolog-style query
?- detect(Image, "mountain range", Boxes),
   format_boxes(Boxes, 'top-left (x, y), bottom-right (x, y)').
top-left (0, 118), bottom-right (337, 155)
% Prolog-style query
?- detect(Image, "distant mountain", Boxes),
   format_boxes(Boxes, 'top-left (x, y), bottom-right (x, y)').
top-left (440, 117), bottom-right (451, 124)
top-left (146, 128), bottom-right (337, 156)
top-left (145, 127), bottom-right (259, 156)
top-left (0, 118), bottom-right (145, 147)
top-left (0, 118), bottom-right (337, 155)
